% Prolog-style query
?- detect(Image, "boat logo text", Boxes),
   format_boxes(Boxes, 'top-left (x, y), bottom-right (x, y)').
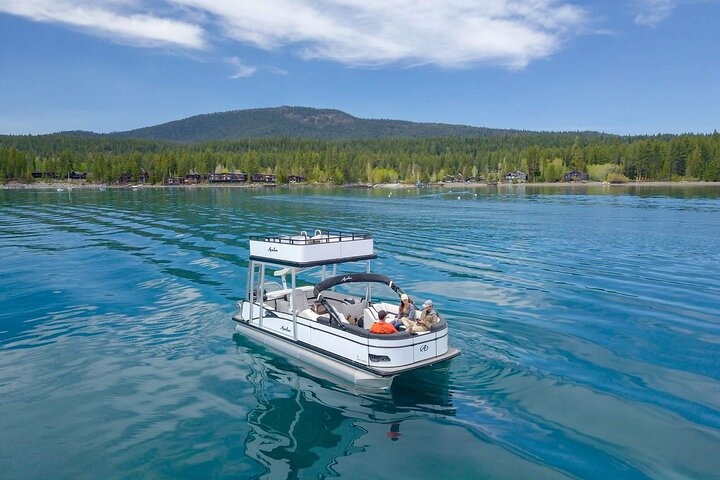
top-left (268, 247), bottom-right (278, 252)
top-left (341, 276), bottom-right (353, 282)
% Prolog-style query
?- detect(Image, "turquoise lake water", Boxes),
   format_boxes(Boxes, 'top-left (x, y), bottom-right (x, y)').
top-left (1, 185), bottom-right (719, 479)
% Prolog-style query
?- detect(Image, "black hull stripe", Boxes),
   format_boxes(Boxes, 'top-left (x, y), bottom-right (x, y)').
top-left (249, 254), bottom-right (377, 268)
top-left (236, 320), bottom-right (392, 376)
top-left (233, 319), bottom-right (456, 377)
top-left (234, 311), bottom-right (448, 350)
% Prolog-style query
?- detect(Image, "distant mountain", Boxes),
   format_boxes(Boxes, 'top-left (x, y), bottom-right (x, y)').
top-left (54, 130), bottom-right (103, 137)
top-left (90, 106), bottom-right (536, 142)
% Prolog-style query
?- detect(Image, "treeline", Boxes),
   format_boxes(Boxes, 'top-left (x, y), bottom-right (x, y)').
top-left (1, 132), bottom-right (719, 184)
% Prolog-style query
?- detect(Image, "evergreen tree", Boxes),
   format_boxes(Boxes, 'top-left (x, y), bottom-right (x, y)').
top-left (686, 147), bottom-right (704, 179)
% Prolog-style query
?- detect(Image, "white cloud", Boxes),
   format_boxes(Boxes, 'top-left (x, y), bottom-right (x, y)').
top-left (226, 57), bottom-right (257, 78)
top-left (0, 0), bottom-right (588, 69)
top-left (266, 66), bottom-right (289, 76)
top-left (0, 0), bottom-right (205, 49)
top-left (174, 0), bottom-right (586, 69)
top-left (634, 0), bottom-right (675, 26)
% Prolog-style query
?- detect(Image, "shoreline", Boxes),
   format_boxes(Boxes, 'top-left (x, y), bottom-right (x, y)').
top-left (371, 180), bottom-right (720, 188)
top-left (2, 180), bottom-right (720, 190)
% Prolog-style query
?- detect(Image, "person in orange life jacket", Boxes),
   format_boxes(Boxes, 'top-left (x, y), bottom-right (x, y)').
top-left (370, 310), bottom-right (397, 334)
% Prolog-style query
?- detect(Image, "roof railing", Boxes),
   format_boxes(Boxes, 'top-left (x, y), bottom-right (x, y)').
top-left (250, 231), bottom-right (372, 245)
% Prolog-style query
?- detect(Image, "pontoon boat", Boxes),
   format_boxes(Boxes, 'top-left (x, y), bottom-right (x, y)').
top-left (233, 230), bottom-right (460, 387)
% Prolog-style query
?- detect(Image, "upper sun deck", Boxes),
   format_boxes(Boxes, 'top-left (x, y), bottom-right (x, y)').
top-left (249, 230), bottom-right (376, 267)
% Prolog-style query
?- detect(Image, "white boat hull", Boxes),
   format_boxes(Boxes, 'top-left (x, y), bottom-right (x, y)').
top-left (235, 320), bottom-right (393, 388)
top-left (233, 301), bottom-right (460, 388)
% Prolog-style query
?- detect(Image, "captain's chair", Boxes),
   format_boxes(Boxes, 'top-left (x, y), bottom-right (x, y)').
top-left (290, 289), bottom-right (310, 314)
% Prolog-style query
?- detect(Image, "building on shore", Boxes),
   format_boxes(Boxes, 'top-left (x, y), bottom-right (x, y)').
top-left (505, 170), bottom-right (528, 182)
top-left (31, 171), bottom-right (58, 179)
top-left (184, 173), bottom-right (202, 184)
top-left (208, 173), bottom-right (247, 183)
top-left (563, 170), bottom-right (589, 182)
top-left (442, 173), bottom-right (465, 183)
top-left (251, 173), bottom-right (277, 183)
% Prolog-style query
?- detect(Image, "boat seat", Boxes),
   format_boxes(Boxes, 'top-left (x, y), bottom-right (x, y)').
top-left (342, 298), bottom-right (367, 320)
top-left (325, 303), bottom-right (347, 324)
top-left (363, 307), bottom-right (378, 328)
top-left (290, 290), bottom-right (310, 314)
top-left (299, 307), bottom-right (319, 321)
top-left (276, 300), bottom-right (291, 313)
top-left (374, 302), bottom-right (398, 316)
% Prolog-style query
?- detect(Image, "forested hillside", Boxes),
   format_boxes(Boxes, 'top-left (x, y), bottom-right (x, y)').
top-left (1, 131), bottom-right (719, 184)
top-left (99, 106), bottom-right (519, 142)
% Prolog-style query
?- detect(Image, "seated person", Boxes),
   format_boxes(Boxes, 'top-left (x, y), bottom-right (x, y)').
top-left (370, 310), bottom-right (398, 334)
top-left (402, 299), bottom-right (439, 334)
top-left (345, 314), bottom-right (362, 327)
top-left (391, 293), bottom-right (417, 330)
top-left (312, 302), bottom-right (328, 315)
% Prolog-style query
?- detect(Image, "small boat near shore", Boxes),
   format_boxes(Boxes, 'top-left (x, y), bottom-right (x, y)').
top-left (233, 230), bottom-right (460, 388)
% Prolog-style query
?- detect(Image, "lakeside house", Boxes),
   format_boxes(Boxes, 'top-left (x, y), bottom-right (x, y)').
top-left (184, 173), bottom-right (202, 184)
top-left (161, 172), bottom-right (307, 185)
top-left (31, 171), bottom-right (58, 179)
top-left (440, 173), bottom-right (484, 183)
top-left (165, 173), bottom-right (202, 185)
top-left (442, 173), bottom-right (465, 183)
top-left (114, 171), bottom-right (148, 184)
top-left (564, 170), bottom-right (589, 182)
top-left (208, 173), bottom-right (247, 183)
top-left (443, 173), bottom-right (463, 183)
top-left (505, 170), bottom-right (528, 182)
top-left (251, 173), bottom-right (277, 183)
top-left (31, 171), bottom-right (87, 180)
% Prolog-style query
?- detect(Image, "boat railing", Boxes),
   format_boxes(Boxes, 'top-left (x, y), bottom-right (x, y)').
top-left (250, 231), bottom-right (372, 245)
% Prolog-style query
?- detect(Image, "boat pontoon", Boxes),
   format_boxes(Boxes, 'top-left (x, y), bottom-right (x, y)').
top-left (233, 230), bottom-right (460, 388)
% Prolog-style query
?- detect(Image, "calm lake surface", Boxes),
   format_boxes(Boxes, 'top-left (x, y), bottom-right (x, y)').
top-left (1, 185), bottom-right (719, 479)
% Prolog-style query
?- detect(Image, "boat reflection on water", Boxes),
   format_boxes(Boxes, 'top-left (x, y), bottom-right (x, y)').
top-left (232, 333), bottom-right (455, 479)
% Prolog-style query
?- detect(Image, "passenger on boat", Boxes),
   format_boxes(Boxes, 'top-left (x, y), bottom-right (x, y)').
top-left (391, 293), bottom-right (416, 330)
top-left (402, 299), bottom-right (439, 334)
top-left (370, 310), bottom-right (398, 334)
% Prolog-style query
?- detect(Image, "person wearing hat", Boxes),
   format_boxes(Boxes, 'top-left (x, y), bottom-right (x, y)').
top-left (370, 310), bottom-right (398, 334)
top-left (402, 299), bottom-right (440, 334)
top-left (391, 293), bottom-right (416, 331)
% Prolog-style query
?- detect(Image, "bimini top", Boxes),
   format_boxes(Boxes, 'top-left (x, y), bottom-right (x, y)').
top-left (313, 272), bottom-right (405, 298)
top-left (249, 230), bottom-right (376, 267)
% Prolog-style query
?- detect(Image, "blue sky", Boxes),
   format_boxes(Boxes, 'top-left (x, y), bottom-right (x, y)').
top-left (0, 0), bottom-right (718, 136)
